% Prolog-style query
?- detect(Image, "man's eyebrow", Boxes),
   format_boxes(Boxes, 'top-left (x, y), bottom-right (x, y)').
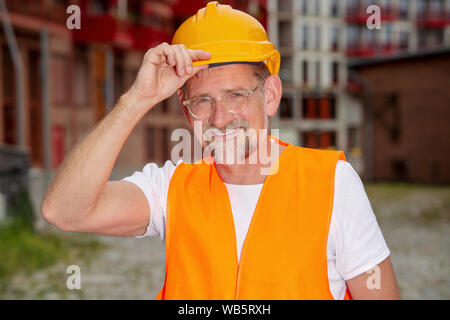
top-left (191, 86), bottom-right (248, 97)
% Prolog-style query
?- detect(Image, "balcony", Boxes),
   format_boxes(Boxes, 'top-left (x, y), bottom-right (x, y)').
top-left (346, 6), bottom-right (397, 24)
top-left (5, 0), bottom-right (67, 25)
top-left (417, 10), bottom-right (450, 28)
top-left (346, 43), bottom-right (397, 57)
top-left (72, 13), bottom-right (171, 50)
top-left (129, 25), bottom-right (172, 51)
top-left (346, 45), bottom-right (375, 57)
top-left (72, 14), bottom-right (120, 43)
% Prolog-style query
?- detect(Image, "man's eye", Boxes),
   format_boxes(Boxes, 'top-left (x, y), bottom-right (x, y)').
top-left (195, 97), bottom-right (211, 105)
top-left (231, 92), bottom-right (245, 98)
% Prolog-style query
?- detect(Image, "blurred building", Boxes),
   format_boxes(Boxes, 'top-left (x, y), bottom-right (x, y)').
top-left (0, 0), bottom-right (184, 172)
top-left (268, 0), bottom-right (450, 179)
top-left (0, 0), bottom-right (268, 173)
top-left (1, 0), bottom-right (449, 183)
top-left (349, 47), bottom-right (450, 184)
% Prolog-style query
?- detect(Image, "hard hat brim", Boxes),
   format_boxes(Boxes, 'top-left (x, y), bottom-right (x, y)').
top-left (182, 40), bottom-right (280, 75)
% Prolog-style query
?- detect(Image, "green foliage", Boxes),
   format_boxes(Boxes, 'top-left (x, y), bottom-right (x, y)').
top-left (0, 218), bottom-right (105, 297)
top-left (6, 186), bottom-right (35, 231)
top-left (0, 219), bottom-right (66, 278)
top-left (0, 186), bottom-right (105, 285)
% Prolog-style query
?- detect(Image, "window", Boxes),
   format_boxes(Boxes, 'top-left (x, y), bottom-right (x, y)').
top-left (346, 25), bottom-right (358, 49)
top-left (362, 27), bottom-right (376, 48)
top-left (302, 96), bottom-right (316, 119)
top-left (430, 0), bottom-right (444, 14)
top-left (279, 96), bottom-right (293, 119)
top-left (314, 26), bottom-right (321, 50)
top-left (381, 24), bottom-right (393, 48)
top-left (418, 29), bottom-right (427, 48)
top-left (302, 94), bottom-right (336, 119)
top-left (348, 127), bottom-right (358, 151)
top-left (399, 31), bottom-right (409, 50)
top-left (280, 56), bottom-right (293, 83)
top-left (315, 61), bottom-right (321, 87)
top-left (399, 0), bottom-right (409, 19)
top-left (279, 0), bottom-right (292, 12)
top-left (74, 52), bottom-right (90, 107)
top-left (2, 45), bottom-right (15, 144)
top-left (347, 0), bottom-right (357, 14)
top-left (301, 0), bottom-right (307, 15)
top-left (314, 0), bottom-right (320, 16)
top-left (302, 60), bottom-right (308, 85)
top-left (302, 25), bottom-right (309, 50)
top-left (279, 21), bottom-right (293, 47)
top-left (391, 159), bottom-right (409, 181)
top-left (417, 0), bottom-right (426, 18)
top-left (52, 55), bottom-right (72, 104)
top-left (301, 131), bottom-right (336, 149)
top-left (331, 0), bottom-right (339, 17)
top-left (429, 29), bottom-right (444, 47)
top-left (329, 94), bottom-right (336, 118)
top-left (331, 26), bottom-right (339, 51)
top-left (332, 61), bottom-right (339, 85)
top-left (92, 0), bottom-right (110, 14)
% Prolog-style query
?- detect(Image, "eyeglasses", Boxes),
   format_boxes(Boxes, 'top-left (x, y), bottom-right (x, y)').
top-left (182, 82), bottom-right (264, 120)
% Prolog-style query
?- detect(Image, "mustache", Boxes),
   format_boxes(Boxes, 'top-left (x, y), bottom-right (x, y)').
top-left (202, 119), bottom-right (250, 137)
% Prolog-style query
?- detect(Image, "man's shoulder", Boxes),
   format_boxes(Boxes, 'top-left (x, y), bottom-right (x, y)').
top-left (288, 145), bottom-right (346, 163)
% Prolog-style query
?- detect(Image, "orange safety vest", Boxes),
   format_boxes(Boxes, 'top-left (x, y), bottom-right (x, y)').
top-left (156, 137), bottom-right (352, 300)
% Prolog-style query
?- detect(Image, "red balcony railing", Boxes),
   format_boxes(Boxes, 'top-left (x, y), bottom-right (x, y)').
top-left (346, 45), bottom-right (375, 57)
top-left (72, 13), bottom-right (171, 50)
top-left (346, 43), bottom-right (397, 57)
top-left (129, 24), bottom-right (172, 50)
top-left (417, 10), bottom-right (450, 28)
top-left (346, 6), bottom-right (397, 24)
top-left (73, 15), bottom-right (119, 43)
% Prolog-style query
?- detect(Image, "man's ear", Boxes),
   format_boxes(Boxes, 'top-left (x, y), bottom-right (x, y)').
top-left (178, 88), bottom-right (192, 125)
top-left (263, 75), bottom-right (282, 117)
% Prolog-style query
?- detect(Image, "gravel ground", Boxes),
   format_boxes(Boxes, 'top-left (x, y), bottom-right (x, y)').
top-left (2, 233), bottom-right (166, 300)
top-left (2, 176), bottom-right (449, 299)
top-left (365, 184), bottom-right (450, 299)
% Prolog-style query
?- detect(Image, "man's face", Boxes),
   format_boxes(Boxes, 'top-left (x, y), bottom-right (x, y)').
top-left (182, 64), bottom-right (268, 163)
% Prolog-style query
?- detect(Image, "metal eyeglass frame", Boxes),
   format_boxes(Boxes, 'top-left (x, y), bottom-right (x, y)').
top-left (182, 81), bottom-right (265, 120)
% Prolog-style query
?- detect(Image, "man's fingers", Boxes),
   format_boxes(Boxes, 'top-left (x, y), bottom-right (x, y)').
top-left (173, 45), bottom-right (188, 77)
top-left (180, 46), bottom-right (193, 75)
top-left (189, 49), bottom-right (212, 61)
top-left (180, 64), bottom-right (209, 82)
top-left (146, 43), bottom-right (174, 66)
top-left (159, 45), bottom-right (176, 66)
top-left (145, 43), bottom-right (211, 78)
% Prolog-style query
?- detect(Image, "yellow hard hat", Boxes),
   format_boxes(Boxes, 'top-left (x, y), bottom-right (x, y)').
top-left (172, 1), bottom-right (280, 75)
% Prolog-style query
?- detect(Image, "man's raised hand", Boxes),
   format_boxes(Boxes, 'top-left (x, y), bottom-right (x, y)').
top-left (128, 42), bottom-right (211, 109)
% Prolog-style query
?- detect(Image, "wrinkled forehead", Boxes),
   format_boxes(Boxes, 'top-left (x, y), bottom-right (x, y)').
top-left (183, 63), bottom-right (260, 97)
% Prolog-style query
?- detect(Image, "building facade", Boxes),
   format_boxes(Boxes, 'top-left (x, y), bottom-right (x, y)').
top-left (268, 0), bottom-right (450, 177)
top-left (1, 0), bottom-right (449, 182)
top-left (1, 0), bottom-right (270, 172)
top-left (349, 48), bottom-right (450, 184)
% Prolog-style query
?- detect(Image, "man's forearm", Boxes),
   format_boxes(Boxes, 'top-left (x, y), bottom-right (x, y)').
top-left (41, 91), bottom-right (154, 227)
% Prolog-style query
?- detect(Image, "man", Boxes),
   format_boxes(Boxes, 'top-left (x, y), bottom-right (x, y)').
top-left (42, 2), bottom-right (401, 299)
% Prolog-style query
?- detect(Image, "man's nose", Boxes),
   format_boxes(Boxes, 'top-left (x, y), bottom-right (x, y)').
top-left (210, 100), bottom-right (234, 129)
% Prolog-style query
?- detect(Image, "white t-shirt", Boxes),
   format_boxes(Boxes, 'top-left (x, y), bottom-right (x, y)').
top-left (122, 158), bottom-right (390, 300)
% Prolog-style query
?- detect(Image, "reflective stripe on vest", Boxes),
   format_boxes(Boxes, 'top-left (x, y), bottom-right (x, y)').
top-left (156, 138), bottom-right (352, 300)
